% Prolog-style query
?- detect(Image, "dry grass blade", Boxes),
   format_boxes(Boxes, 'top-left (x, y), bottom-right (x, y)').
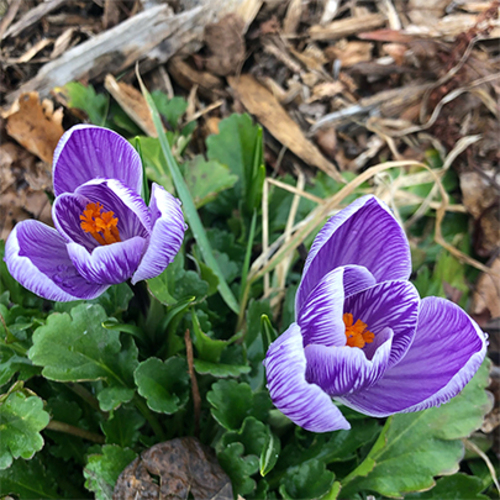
top-left (249, 160), bottom-right (500, 287)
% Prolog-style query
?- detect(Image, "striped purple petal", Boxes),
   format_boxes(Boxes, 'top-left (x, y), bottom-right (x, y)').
top-left (297, 265), bottom-right (376, 348)
top-left (53, 125), bottom-right (143, 196)
top-left (344, 280), bottom-right (419, 369)
top-left (67, 236), bottom-right (147, 285)
top-left (339, 297), bottom-right (487, 417)
top-left (264, 323), bottom-right (350, 433)
top-left (131, 183), bottom-right (185, 284)
top-left (4, 220), bottom-right (108, 301)
top-left (305, 327), bottom-right (393, 396)
top-left (296, 196), bottom-right (411, 311)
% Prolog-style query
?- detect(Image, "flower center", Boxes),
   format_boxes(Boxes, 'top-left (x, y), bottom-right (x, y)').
top-left (343, 312), bottom-right (374, 348)
top-left (80, 202), bottom-right (121, 245)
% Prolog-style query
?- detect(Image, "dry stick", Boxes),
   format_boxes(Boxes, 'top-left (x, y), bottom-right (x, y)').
top-left (404, 134), bottom-right (482, 229)
top-left (463, 438), bottom-right (500, 497)
top-left (0, 0), bottom-right (22, 41)
top-left (46, 420), bottom-right (105, 444)
top-left (277, 170), bottom-right (306, 292)
top-left (266, 177), bottom-right (324, 205)
top-left (419, 35), bottom-right (483, 123)
top-left (184, 329), bottom-right (201, 437)
top-left (393, 73), bottom-right (500, 138)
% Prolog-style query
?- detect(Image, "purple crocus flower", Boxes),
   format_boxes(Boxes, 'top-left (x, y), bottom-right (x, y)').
top-left (4, 125), bottom-right (185, 301)
top-left (264, 195), bottom-right (487, 432)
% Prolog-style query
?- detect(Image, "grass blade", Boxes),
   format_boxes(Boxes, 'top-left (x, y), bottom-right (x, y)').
top-left (137, 73), bottom-right (239, 314)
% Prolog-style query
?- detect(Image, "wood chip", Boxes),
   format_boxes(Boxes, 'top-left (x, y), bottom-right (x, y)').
top-left (309, 13), bottom-right (387, 41)
top-left (4, 92), bottom-right (64, 165)
top-left (228, 74), bottom-right (344, 182)
top-left (104, 74), bottom-right (158, 137)
top-left (283, 0), bottom-right (303, 35)
top-left (324, 40), bottom-right (374, 67)
top-left (2, 0), bottom-right (68, 40)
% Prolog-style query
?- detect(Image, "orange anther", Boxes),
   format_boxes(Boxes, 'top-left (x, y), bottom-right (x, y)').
top-left (80, 202), bottom-right (121, 245)
top-left (343, 312), bottom-right (375, 348)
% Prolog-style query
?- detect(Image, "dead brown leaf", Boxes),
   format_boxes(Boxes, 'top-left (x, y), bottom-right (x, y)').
top-left (204, 13), bottom-right (246, 77)
top-left (472, 256), bottom-right (500, 319)
top-left (4, 92), bottom-right (64, 165)
top-left (104, 74), bottom-right (157, 137)
top-left (460, 170), bottom-right (500, 256)
top-left (113, 437), bottom-right (232, 500)
top-left (228, 74), bottom-right (343, 182)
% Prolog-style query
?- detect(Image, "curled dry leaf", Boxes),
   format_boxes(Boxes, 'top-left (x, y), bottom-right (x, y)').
top-left (472, 256), bottom-right (500, 319)
top-left (104, 74), bottom-right (158, 137)
top-left (4, 92), bottom-right (64, 164)
top-left (460, 170), bottom-right (500, 257)
top-left (113, 437), bottom-right (233, 500)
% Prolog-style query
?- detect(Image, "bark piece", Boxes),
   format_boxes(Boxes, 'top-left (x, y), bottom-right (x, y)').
top-left (204, 13), bottom-right (246, 76)
top-left (228, 74), bottom-right (343, 182)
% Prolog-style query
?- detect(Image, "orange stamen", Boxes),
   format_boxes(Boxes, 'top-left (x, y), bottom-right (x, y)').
top-left (80, 202), bottom-right (121, 245)
top-left (343, 312), bottom-right (375, 348)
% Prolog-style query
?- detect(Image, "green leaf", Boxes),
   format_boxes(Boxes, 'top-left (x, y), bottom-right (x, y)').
top-left (341, 359), bottom-right (492, 498)
top-left (0, 456), bottom-right (59, 499)
top-left (95, 283), bottom-right (134, 318)
top-left (138, 136), bottom-right (175, 194)
top-left (28, 304), bottom-right (138, 411)
top-left (134, 357), bottom-right (190, 414)
top-left (260, 428), bottom-right (280, 477)
top-left (58, 82), bottom-right (108, 126)
top-left (0, 391), bottom-right (50, 469)
top-left (184, 156), bottom-right (238, 208)
top-left (84, 444), bottom-right (137, 500)
top-left (217, 442), bottom-right (259, 496)
top-left (45, 396), bottom-right (87, 463)
top-left (222, 416), bottom-right (269, 457)
top-left (207, 380), bottom-right (270, 430)
top-left (151, 91), bottom-right (187, 128)
top-left (279, 459), bottom-right (335, 500)
top-left (101, 407), bottom-right (145, 448)
top-left (0, 352), bottom-right (39, 386)
top-left (194, 359), bottom-right (251, 378)
top-left (147, 252), bottom-right (210, 306)
top-left (406, 473), bottom-right (489, 500)
top-left (191, 308), bottom-right (227, 363)
top-left (139, 76), bottom-right (239, 313)
top-left (206, 113), bottom-right (265, 212)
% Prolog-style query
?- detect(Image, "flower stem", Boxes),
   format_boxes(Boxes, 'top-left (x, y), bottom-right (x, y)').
top-left (68, 383), bottom-right (107, 415)
top-left (184, 329), bottom-right (201, 437)
top-left (46, 420), bottom-right (105, 444)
